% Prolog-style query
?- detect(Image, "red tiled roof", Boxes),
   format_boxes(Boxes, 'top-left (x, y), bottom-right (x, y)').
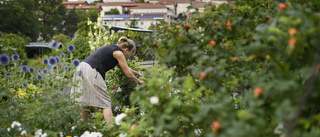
top-left (66, 6), bottom-right (98, 10)
top-left (192, 1), bottom-right (218, 8)
top-left (130, 3), bottom-right (167, 9)
top-left (157, 0), bottom-right (190, 3)
top-left (62, 1), bottom-right (88, 5)
top-left (97, 2), bottom-right (135, 6)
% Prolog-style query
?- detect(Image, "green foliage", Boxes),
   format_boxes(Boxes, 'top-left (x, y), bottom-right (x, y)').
top-left (58, 37), bottom-right (90, 62)
top-left (37, 0), bottom-right (66, 41)
top-left (106, 58), bottom-right (146, 109)
top-left (116, 0), bottom-right (320, 136)
top-left (105, 8), bottom-right (120, 15)
top-left (63, 8), bottom-right (79, 39)
top-left (0, 33), bottom-right (29, 64)
top-left (76, 21), bottom-right (94, 38)
top-left (87, 12), bottom-right (114, 52)
top-left (148, 20), bottom-right (167, 31)
top-left (0, 0), bottom-right (39, 41)
top-left (129, 19), bottom-right (138, 28)
top-left (88, 9), bottom-right (99, 22)
top-left (53, 33), bottom-right (70, 46)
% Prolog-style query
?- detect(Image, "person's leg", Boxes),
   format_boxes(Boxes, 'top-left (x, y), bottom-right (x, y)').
top-left (80, 107), bottom-right (89, 123)
top-left (103, 108), bottom-right (113, 123)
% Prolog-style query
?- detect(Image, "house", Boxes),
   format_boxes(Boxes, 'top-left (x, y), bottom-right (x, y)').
top-left (62, 1), bottom-right (98, 13)
top-left (103, 13), bottom-right (166, 30)
top-left (97, 2), bottom-right (132, 14)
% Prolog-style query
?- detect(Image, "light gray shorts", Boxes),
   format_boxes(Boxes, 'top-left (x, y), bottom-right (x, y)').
top-left (71, 62), bottom-right (111, 109)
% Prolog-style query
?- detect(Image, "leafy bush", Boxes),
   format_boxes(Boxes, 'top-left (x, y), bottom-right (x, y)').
top-left (109, 0), bottom-right (320, 136)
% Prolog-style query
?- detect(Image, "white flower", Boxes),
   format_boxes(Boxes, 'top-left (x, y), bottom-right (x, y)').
top-left (11, 121), bottom-right (21, 128)
top-left (35, 129), bottom-right (42, 137)
top-left (150, 96), bottom-right (159, 105)
top-left (194, 129), bottom-right (202, 136)
top-left (59, 132), bottom-right (63, 137)
top-left (41, 133), bottom-right (47, 137)
top-left (7, 128), bottom-right (10, 132)
top-left (117, 87), bottom-right (122, 92)
top-left (115, 113), bottom-right (127, 125)
top-left (91, 132), bottom-right (103, 137)
top-left (119, 133), bottom-right (127, 137)
top-left (71, 126), bottom-right (77, 131)
top-left (80, 131), bottom-right (90, 137)
top-left (274, 123), bottom-right (284, 135)
top-left (21, 130), bottom-right (27, 136)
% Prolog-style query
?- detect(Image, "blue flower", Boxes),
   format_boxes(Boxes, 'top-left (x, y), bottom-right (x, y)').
top-left (37, 69), bottom-right (41, 73)
top-left (137, 44), bottom-right (141, 47)
top-left (0, 54), bottom-right (10, 65)
top-left (42, 68), bottom-right (48, 74)
top-left (60, 53), bottom-right (65, 58)
top-left (42, 58), bottom-right (48, 65)
top-left (55, 57), bottom-right (60, 63)
top-left (72, 59), bottom-right (80, 67)
top-left (36, 74), bottom-right (43, 80)
top-left (5, 72), bottom-right (11, 78)
top-left (29, 67), bottom-right (35, 73)
top-left (20, 65), bottom-right (28, 72)
top-left (49, 57), bottom-right (56, 65)
top-left (77, 71), bottom-right (83, 76)
top-left (12, 54), bottom-right (19, 61)
top-left (22, 82), bottom-right (28, 87)
top-left (63, 65), bottom-right (69, 71)
top-left (67, 45), bottom-right (75, 52)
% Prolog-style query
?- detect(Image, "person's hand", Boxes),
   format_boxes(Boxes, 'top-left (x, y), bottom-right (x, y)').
top-left (138, 72), bottom-right (144, 77)
top-left (138, 80), bottom-right (144, 84)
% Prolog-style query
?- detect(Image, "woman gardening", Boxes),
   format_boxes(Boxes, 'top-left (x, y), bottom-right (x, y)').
top-left (71, 36), bottom-right (144, 124)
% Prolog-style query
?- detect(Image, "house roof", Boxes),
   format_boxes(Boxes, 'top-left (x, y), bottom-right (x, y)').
top-left (25, 42), bottom-right (64, 50)
top-left (192, 1), bottom-right (218, 8)
top-left (104, 14), bottom-right (131, 18)
top-left (133, 14), bottom-right (165, 18)
top-left (156, 0), bottom-right (191, 3)
top-left (62, 1), bottom-right (88, 5)
top-left (97, 2), bottom-right (135, 6)
top-left (103, 13), bottom-right (166, 19)
top-left (130, 3), bottom-right (167, 9)
top-left (66, 6), bottom-right (98, 10)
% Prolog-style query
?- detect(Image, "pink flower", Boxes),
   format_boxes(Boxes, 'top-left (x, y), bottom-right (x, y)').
top-left (112, 89), bottom-right (117, 93)
top-left (114, 106), bottom-right (120, 111)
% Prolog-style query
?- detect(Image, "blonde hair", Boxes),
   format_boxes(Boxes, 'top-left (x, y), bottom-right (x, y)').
top-left (117, 36), bottom-right (136, 54)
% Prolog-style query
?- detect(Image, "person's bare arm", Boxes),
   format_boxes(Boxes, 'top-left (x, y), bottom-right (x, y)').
top-left (130, 68), bottom-right (143, 77)
top-left (113, 51), bottom-right (144, 84)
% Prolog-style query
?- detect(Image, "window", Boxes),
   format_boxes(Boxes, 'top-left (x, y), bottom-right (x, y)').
top-left (125, 22), bottom-right (128, 25)
top-left (141, 22), bottom-right (143, 25)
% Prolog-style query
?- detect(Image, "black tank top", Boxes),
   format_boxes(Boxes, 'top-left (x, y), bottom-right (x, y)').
top-left (83, 45), bottom-right (122, 80)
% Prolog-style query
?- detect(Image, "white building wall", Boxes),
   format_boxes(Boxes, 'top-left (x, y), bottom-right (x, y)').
top-left (131, 8), bottom-right (167, 14)
top-left (103, 19), bottom-right (163, 30)
top-left (177, 3), bottom-right (190, 15)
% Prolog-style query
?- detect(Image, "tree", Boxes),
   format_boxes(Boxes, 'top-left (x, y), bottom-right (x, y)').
top-left (36, 0), bottom-right (66, 41)
top-left (129, 19), bottom-right (138, 28)
top-left (148, 20), bottom-right (167, 32)
top-left (105, 8), bottom-right (120, 15)
top-left (0, 33), bottom-right (29, 64)
top-left (0, 0), bottom-right (39, 41)
top-left (88, 8), bottom-right (99, 22)
top-left (76, 21), bottom-right (94, 38)
top-left (63, 8), bottom-right (79, 39)
top-left (53, 34), bottom-right (70, 46)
